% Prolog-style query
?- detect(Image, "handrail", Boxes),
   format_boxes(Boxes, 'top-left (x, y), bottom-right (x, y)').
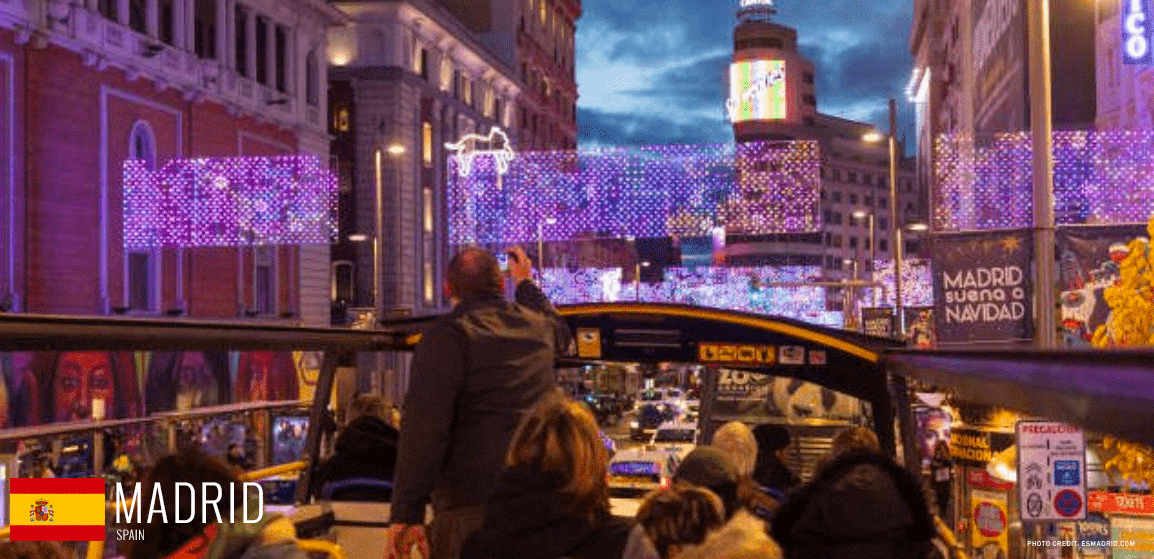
top-left (240, 460), bottom-right (308, 481)
top-left (0, 401), bottom-right (309, 442)
top-left (934, 515), bottom-right (969, 559)
top-left (297, 539), bottom-right (347, 559)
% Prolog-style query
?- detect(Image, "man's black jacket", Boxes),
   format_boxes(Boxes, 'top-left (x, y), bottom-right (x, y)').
top-left (389, 280), bottom-right (571, 524)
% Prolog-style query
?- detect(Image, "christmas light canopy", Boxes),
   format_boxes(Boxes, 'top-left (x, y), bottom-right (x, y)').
top-left (123, 155), bottom-right (338, 249)
top-left (445, 127), bottom-right (516, 177)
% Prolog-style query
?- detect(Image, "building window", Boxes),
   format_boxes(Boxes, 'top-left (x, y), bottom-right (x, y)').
top-left (422, 122), bottom-right (433, 166)
top-left (803, 72), bottom-right (815, 84)
top-left (99, 0), bottom-right (117, 22)
top-left (194, 0), bottom-right (216, 59)
top-left (879, 218), bottom-right (888, 230)
top-left (418, 48), bottom-right (429, 80)
top-left (274, 25), bottom-right (288, 93)
top-left (235, 5), bottom-right (248, 76)
top-left (129, 0), bottom-right (146, 33)
top-left (879, 239), bottom-right (888, 251)
top-left (832, 191), bottom-right (842, 203)
top-left (849, 237), bottom-right (858, 249)
top-left (159, 0), bottom-right (175, 44)
top-left (254, 246), bottom-right (275, 316)
top-left (422, 186), bottom-right (435, 305)
top-left (802, 94), bottom-right (816, 106)
top-left (441, 58), bottom-right (452, 91)
top-left (305, 50), bottom-right (319, 105)
top-left (127, 121), bottom-right (158, 312)
top-left (332, 261), bottom-right (353, 302)
top-left (849, 193), bottom-right (858, 204)
top-left (864, 196), bottom-right (873, 206)
top-left (832, 235), bottom-right (842, 248)
top-left (255, 16), bottom-right (269, 85)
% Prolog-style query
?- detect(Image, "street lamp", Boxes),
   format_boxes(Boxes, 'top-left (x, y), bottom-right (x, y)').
top-left (538, 217), bottom-right (557, 271)
top-left (862, 98), bottom-right (901, 331)
top-left (1028, 0), bottom-right (1056, 348)
top-left (348, 234), bottom-right (378, 312)
top-left (853, 210), bottom-right (876, 306)
top-left (843, 258), bottom-right (859, 329)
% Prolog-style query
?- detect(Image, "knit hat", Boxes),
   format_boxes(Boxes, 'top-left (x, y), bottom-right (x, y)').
top-left (753, 424), bottom-right (792, 453)
top-left (674, 447), bottom-right (740, 518)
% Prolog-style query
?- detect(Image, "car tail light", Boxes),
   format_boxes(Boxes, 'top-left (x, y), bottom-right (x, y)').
top-left (660, 475), bottom-right (670, 489)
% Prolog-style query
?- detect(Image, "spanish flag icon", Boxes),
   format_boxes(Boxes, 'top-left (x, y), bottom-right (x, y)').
top-left (8, 478), bottom-right (106, 541)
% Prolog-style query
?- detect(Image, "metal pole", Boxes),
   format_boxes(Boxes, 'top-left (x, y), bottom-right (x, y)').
top-left (374, 149), bottom-right (383, 320)
top-left (538, 221), bottom-right (545, 271)
top-left (372, 236), bottom-right (380, 312)
top-left (1029, 0), bottom-right (1056, 348)
top-left (869, 214), bottom-right (876, 306)
top-left (888, 98), bottom-right (904, 334)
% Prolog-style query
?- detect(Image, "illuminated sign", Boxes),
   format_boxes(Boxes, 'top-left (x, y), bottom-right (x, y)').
top-left (445, 127), bottom-right (516, 177)
top-left (739, 0), bottom-right (774, 7)
top-left (1124, 0), bottom-right (1154, 65)
top-left (698, 342), bottom-right (776, 365)
top-left (727, 60), bottom-right (787, 122)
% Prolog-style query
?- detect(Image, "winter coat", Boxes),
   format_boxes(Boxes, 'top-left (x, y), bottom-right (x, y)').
top-left (770, 450), bottom-right (939, 559)
top-left (459, 467), bottom-right (635, 559)
top-left (160, 513), bottom-right (305, 559)
top-left (753, 455), bottom-right (800, 497)
top-left (677, 511), bottom-right (782, 559)
top-left (312, 415), bottom-right (398, 499)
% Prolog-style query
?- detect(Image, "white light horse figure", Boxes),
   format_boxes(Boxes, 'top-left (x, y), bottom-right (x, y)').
top-left (726, 64), bottom-right (786, 121)
top-left (444, 127), bottom-right (517, 177)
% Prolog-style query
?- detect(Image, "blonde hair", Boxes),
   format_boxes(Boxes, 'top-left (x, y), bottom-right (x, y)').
top-left (505, 391), bottom-right (609, 521)
top-left (637, 486), bottom-right (726, 559)
top-left (712, 422), bottom-right (758, 477)
top-left (677, 511), bottom-right (782, 559)
top-left (831, 426), bottom-right (881, 457)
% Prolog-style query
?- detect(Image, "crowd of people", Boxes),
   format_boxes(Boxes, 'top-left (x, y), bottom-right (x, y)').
top-left (0, 246), bottom-right (949, 559)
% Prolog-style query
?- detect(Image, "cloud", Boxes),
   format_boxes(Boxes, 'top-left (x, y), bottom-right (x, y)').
top-left (575, 0), bottom-right (916, 146)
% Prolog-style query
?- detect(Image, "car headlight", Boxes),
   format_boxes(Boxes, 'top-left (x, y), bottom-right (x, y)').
top-left (630, 421), bottom-right (639, 429)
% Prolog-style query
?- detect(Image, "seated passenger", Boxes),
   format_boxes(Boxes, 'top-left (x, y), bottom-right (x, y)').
top-left (459, 392), bottom-right (638, 559)
top-left (636, 486), bottom-right (726, 559)
top-left (123, 449), bottom-right (307, 559)
top-left (751, 424), bottom-right (800, 498)
top-left (676, 511), bottom-right (783, 559)
top-left (770, 431), bottom-right (938, 559)
top-left (712, 422), bottom-right (782, 520)
top-left (671, 447), bottom-right (741, 519)
top-left (312, 394), bottom-right (398, 501)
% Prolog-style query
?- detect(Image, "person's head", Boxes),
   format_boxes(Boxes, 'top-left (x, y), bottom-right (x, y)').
top-left (23, 351), bottom-right (140, 424)
top-left (673, 447), bottom-right (741, 519)
top-left (637, 486), bottom-right (727, 559)
top-left (350, 393), bottom-right (386, 420)
top-left (712, 422), bottom-right (758, 478)
top-left (0, 541), bottom-right (68, 559)
top-left (446, 247), bottom-right (504, 303)
top-left (505, 391), bottom-right (609, 521)
top-left (831, 426), bottom-right (881, 458)
top-left (752, 424), bottom-right (792, 462)
top-left (675, 511), bottom-right (783, 559)
top-left (124, 449), bottom-right (242, 559)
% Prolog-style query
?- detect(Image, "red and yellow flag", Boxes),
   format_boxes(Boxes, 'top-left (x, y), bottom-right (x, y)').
top-left (8, 478), bottom-right (106, 541)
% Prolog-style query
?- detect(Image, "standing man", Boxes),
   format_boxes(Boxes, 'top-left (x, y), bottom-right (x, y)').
top-left (387, 246), bottom-right (571, 559)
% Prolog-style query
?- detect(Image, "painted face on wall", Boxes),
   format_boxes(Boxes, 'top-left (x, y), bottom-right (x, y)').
top-left (54, 352), bottom-right (113, 422)
top-left (175, 351), bottom-right (217, 410)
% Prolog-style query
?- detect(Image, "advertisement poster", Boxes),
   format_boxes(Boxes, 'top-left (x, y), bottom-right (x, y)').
top-left (915, 405), bottom-right (953, 468)
top-left (1077, 513), bottom-right (1111, 559)
top-left (712, 368), bottom-right (775, 420)
top-left (1111, 516), bottom-right (1154, 558)
top-left (904, 306), bottom-right (937, 348)
top-left (861, 307), bottom-right (895, 337)
top-left (971, 489), bottom-right (1009, 559)
top-left (932, 230), bottom-right (1033, 345)
top-left (971, 0), bottom-right (1027, 135)
top-left (727, 60), bottom-right (787, 122)
top-left (1055, 224), bottom-right (1147, 347)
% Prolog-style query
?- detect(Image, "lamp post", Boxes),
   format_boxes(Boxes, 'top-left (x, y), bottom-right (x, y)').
top-left (863, 98), bottom-right (901, 331)
top-left (348, 234), bottom-right (378, 311)
top-left (1028, 0), bottom-right (1056, 348)
top-left (843, 258), bottom-right (859, 329)
top-left (538, 217), bottom-right (557, 272)
top-left (853, 211), bottom-right (876, 306)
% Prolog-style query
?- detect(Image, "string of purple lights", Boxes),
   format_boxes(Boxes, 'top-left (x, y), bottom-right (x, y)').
top-left (123, 155), bottom-right (338, 249)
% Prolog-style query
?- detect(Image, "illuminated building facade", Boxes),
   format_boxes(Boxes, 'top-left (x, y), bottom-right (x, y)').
top-left (0, 0), bottom-right (342, 321)
top-left (726, 0), bottom-right (921, 312)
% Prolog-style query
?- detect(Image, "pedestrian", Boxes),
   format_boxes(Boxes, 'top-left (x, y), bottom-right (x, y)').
top-left (458, 392), bottom-right (638, 559)
top-left (386, 246), bottom-right (572, 559)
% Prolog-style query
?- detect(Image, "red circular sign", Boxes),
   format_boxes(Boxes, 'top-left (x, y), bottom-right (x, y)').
top-left (1055, 490), bottom-right (1083, 518)
top-left (973, 502), bottom-right (1007, 538)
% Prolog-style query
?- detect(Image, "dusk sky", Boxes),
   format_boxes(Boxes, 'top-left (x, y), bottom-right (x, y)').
top-left (574, 0), bottom-right (917, 148)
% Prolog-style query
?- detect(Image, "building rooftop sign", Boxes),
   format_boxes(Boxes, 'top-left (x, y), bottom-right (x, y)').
top-left (738, 0), bottom-right (776, 21)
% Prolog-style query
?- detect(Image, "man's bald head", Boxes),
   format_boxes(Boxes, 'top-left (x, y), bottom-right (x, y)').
top-left (448, 247), bottom-right (504, 302)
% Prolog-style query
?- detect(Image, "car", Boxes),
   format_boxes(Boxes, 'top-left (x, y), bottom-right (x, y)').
top-left (650, 422), bottom-right (698, 461)
top-left (608, 449), bottom-right (679, 497)
top-left (630, 402), bottom-right (673, 441)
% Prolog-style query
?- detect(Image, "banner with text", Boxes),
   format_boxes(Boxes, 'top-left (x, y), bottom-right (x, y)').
top-left (932, 230), bottom-right (1033, 344)
top-left (1055, 224), bottom-right (1147, 347)
top-left (861, 307), bottom-right (895, 337)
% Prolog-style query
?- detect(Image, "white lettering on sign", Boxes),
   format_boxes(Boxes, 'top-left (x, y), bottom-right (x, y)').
top-left (739, 0), bottom-right (774, 7)
top-left (1126, 0), bottom-right (1151, 62)
top-left (942, 266), bottom-right (1029, 324)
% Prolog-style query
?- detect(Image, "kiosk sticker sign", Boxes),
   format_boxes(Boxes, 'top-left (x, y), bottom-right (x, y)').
top-left (1017, 421), bottom-right (1086, 521)
top-left (970, 489), bottom-right (1009, 558)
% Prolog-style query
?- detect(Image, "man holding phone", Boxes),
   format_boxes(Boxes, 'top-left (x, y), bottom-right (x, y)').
top-left (387, 246), bottom-right (572, 559)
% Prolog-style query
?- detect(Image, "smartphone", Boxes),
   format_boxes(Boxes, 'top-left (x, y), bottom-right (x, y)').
top-left (496, 252), bottom-right (510, 272)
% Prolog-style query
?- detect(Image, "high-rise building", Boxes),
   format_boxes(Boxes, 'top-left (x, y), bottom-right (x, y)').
top-left (0, 0), bottom-right (341, 322)
top-left (327, 0), bottom-right (579, 323)
top-left (726, 0), bottom-right (922, 313)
